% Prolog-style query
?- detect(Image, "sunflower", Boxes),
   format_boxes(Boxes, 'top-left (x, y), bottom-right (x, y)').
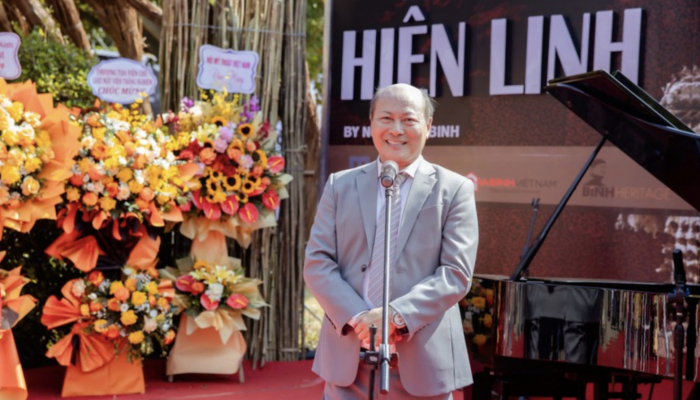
top-left (206, 178), bottom-right (221, 194)
top-left (237, 123), bottom-right (255, 140)
top-left (228, 138), bottom-right (244, 153)
top-left (240, 178), bottom-right (256, 195)
top-left (210, 170), bottom-right (224, 181)
top-left (252, 149), bottom-right (268, 168)
top-left (210, 116), bottom-right (227, 127)
top-left (223, 174), bottom-right (241, 191)
top-left (236, 193), bottom-right (249, 203)
top-left (247, 175), bottom-right (261, 189)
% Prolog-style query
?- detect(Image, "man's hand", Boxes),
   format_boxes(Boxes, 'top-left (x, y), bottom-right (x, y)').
top-left (353, 307), bottom-right (402, 347)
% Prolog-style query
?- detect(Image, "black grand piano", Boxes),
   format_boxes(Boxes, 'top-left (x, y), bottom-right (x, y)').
top-left (465, 70), bottom-right (700, 400)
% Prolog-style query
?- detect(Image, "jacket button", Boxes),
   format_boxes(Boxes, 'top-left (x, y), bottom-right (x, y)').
top-left (361, 264), bottom-right (367, 272)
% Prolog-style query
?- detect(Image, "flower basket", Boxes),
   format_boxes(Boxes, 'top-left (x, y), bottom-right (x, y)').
top-left (162, 257), bottom-right (265, 377)
top-left (61, 342), bottom-right (145, 397)
top-left (166, 314), bottom-right (246, 376)
top-left (0, 257), bottom-right (36, 400)
top-left (0, 331), bottom-right (26, 400)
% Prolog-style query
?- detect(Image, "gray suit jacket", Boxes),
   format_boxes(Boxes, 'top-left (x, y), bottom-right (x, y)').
top-left (303, 159), bottom-right (478, 397)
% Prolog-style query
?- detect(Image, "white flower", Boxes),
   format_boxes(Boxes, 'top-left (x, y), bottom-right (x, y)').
top-left (162, 323), bottom-right (170, 331)
top-left (149, 309), bottom-right (157, 318)
top-left (71, 280), bottom-right (86, 298)
top-left (86, 182), bottom-right (95, 192)
top-left (123, 267), bottom-right (134, 276)
top-left (93, 181), bottom-right (105, 194)
top-left (143, 316), bottom-right (158, 333)
top-left (88, 293), bottom-right (97, 300)
top-left (120, 303), bottom-right (130, 312)
top-left (116, 184), bottom-right (131, 200)
top-left (205, 283), bottom-right (224, 302)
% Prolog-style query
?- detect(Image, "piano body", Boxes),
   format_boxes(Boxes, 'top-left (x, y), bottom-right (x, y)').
top-left (467, 70), bottom-right (700, 400)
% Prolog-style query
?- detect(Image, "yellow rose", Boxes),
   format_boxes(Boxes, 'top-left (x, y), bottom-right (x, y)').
top-left (99, 196), bottom-right (117, 212)
top-left (120, 310), bottom-right (138, 326)
top-left (483, 314), bottom-right (493, 328)
top-left (24, 157), bottom-right (42, 174)
top-left (473, 334), bottom-right (488, 346)
top-left (128, 180), bottom-right (143, 194)
top-left (117, 168), bottom-right (133, 183)
top-left (109, 281), bottom-right (125, 295)
top-left (21, 176), bottom-right (40, 196)
top-left (156, 194), bottom-right (170, 205)
top-left (157, 297), bottom-right (169, 310)
top-left (128, 331), bottom-right (145, 345)
top-left (92, 127), bottom-right (106, 140)
top-left (131, 291), bottom-right (147, 306)
top-left (78, 158), bottom-right (92, 173)
top-left (1, 165), bottom-right (21, 185)
top-left (471, 297), bottom-right (486, 310)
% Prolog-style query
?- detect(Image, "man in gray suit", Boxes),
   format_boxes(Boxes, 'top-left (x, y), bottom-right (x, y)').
top-left (304, 83), bottom-right (478, 399)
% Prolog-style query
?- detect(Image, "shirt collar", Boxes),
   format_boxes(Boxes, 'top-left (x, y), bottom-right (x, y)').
top-left (376, 155), bottom-right (423, 179)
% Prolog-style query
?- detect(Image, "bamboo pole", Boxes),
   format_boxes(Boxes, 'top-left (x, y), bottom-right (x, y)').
top-left (47, 0), bottom-right (91, 51)
top-left (161, 0), bottom-right (308, 366)
top-left (0, 3), bottom-right (12, 33)
top-left (7, 0), bottom-right (65, 43)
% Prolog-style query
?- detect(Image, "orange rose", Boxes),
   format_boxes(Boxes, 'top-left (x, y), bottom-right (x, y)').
top-left (132, 154), bottom-right (146, 170)
top-left (191, 281), bottom-right (205, 295)
top-left (252, 166), bottom-right (264, 178)
top-left (88, 165), bottom-right (105, 181)
top-left (86, 114), bottom-right (101, 127)
top-left (200, 148), bottom-right (217, 165)
top-left (105, 325), bottom-right (121, 340)
top-left (106, 182), bottom-right (120, 197)
top-left (70, 174), bottom-right (85, 187)
top-left (89, 301), bottom-right (103, 312)
top-left (148, 295), bottom-right (157, 307)
top-left (92, 143), bottom-right (107, 160)
top-left (124, 142), bottom-right (136, 156)
top-left (82, 192), bottom-right (98, 207)
top-left (139, 187), bottom-right (155, 202)
top-left (113, 287), bottom-right (130, 302)
top-left (135, 198), bottom-right (149, 211)
top-left (88, 270), bottom-right (104, 286)
top-left (164, 330), bottom-right (176, 345)
top-left (107, 298), bottom-right (121, 311)
top-left (226, 147), bottom-right (242, 161)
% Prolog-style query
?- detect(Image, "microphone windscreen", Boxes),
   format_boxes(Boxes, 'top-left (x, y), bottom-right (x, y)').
top-left (380, 161), bottom-right (399, 188)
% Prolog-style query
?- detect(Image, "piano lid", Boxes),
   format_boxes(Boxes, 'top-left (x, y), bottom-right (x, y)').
top-left (545, 70), bottom-right (700, 212)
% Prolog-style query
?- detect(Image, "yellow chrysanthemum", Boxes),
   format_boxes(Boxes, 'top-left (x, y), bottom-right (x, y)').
top-left (120, 310), bottom-right (138, 326)
top-left (92, 127), bottom-right (106, 141)
top-left (94, 319), bottom-right (108, 333)
top-left (109, 281), bottom-right (125, 295)
top-left (24, 157), bottom-right (42, 174)
top-left (131, 291), bottom-right (147, 306)
top-left (80, 304), bottom-right (90, 317)
top-left (0, 165), bottom-right (21, 185)
top-left (2, 129), bottom-right (19, 146)
top-left (99, 196), bottom-right (117, 212)
top-left (125, 277), bottom-right (138, 292)
top-left (128, 331), bottom-right (145, 345)
top-left (7, 102), bottom-right (24, 121)
top-left (78, 158), bottom-right (92, 174)
top-left (146, 281), bottom-right (158, 295)
top-left (128, 180), bottom-right (144, 194)
top-left (157, 298), bottom-right (169, 310)
top-left (66, 187), bottom-right (81, 202)
top-left (117, 168), bottom-right (134, 183)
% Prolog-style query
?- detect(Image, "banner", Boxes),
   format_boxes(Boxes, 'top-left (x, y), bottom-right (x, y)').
top-left (87, 58), bottom-right (157, 104)
top-left (325, 0), bottom-right (700, 283)
top-left (0, 33), bottom-right (21, 80)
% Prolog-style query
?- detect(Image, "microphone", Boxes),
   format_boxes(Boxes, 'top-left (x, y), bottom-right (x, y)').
top-left (380, 161), bottom-right (399, 188)
top-left (672, 249), bottom-right (686, 286)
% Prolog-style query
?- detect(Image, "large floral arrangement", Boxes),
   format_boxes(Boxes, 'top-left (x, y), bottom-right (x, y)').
top-left (0, 252), bottom-right (37, 338)
top-left (162, 258), bottom-right (264, 343)
top-left (0, 79), bottom-right (80, 239)
top-left (459, 279), bottom-right (495, 363)
top-left (42, 266), bottom-right (176, 364)
top-left (168, 92), bottom-right (291, 249)
top-left (64, 99), bottom-right (192, 231)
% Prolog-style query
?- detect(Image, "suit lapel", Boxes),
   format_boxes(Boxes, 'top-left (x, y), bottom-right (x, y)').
top-left (396, 161), bottom-right (437, 257)
top-left (356, 161), bottom-right (378, 252)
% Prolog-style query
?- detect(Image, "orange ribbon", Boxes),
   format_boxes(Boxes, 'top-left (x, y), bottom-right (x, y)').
top-left (45, 323), bottom-right (115, 373)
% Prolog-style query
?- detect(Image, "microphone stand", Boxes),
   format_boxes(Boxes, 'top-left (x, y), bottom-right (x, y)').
top-left (359, 183), bottom-right (399, 399)
top-left (670, 249), bottom-right (687, 400)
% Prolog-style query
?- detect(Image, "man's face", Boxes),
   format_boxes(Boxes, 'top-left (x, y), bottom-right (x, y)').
top-left (370, 88), bottom-right (432, 170)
